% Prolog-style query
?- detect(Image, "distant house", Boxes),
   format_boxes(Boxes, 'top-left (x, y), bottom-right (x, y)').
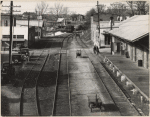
top-left (71, 14), bottom-right (85, 21)
top-left (45, 21), bottom-right (57, 31)
top-left (105, 15), bottom-right (149, 69)
top-left (22, 12), bottom-right (37, 19)
top-left (91, 13), bottom-right (120, 47)
top-left (1, 15), bottom-right (16, 26)
top-left (57, 18), bottom-right (66, 27)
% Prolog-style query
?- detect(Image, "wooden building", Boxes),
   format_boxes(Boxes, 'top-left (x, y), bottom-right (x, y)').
top-left (105, 15), bottom-right (149, 69)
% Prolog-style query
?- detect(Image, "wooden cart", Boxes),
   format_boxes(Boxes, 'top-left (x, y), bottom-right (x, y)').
top-left (76, 50), bottom-right (81, 58)
top-left (88, 94), bottom-right (102, 112)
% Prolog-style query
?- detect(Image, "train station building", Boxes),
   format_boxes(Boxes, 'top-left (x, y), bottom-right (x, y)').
top-left (105, 15), bottom-right (149, 69)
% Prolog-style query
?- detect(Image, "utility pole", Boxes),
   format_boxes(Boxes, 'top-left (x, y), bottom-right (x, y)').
top-left (28, 12), bottom-right (30, 48)
top-left (96, 1), bottom-right (101, 48)
top-left (110, 16), bottom-right (113, 54)
top-left (9, 1), bottom-right (13, 67)
top-left (38, 19), bottom-right (39, 40)
top-left (2, 2), bottom-right (21, 66)
top-left (97, 1), bottom-right (100, 34)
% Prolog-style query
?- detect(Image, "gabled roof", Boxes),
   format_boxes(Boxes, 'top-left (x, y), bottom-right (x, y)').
top-left (57, 18), bottom-right (64, 22)
top-left (105, 15), bottom-right (149, 42)
top-left (16, 20), bottom-right (43, 27)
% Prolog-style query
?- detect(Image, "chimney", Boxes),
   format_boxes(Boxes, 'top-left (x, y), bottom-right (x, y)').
top-left (91, 14), bottom-right (93, 24)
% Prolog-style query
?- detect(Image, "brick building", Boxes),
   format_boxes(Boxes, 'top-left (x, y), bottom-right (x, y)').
top-left (105, 15), bottom-right (149, 69)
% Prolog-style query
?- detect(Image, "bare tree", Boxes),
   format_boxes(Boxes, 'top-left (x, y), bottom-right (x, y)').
top-left (97, 4), bottom-right (106, 13)
top-left (126, 1), bottom-right (149, 15)
top-left (83, 8), bottom-right (96, 28)
top-left (107, 2), bottom-right (127, 16)
top-left (35, 1), bottom-right (49, 15)
top-left (134, 1), bottom-right (149, 15)
top-left (126, 1), bottom-right (135, 16)
top-left (48, 3), bottom-right (70, 20)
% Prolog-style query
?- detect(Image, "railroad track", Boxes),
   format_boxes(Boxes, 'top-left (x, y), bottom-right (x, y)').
top-left (19, 41), bottom-right (51, 116)
top-left (75, 36), bottom-right (141, 116)
top-left (17, 33), bottom-right (73, 116)
top-left (52, 34), bottom-right (73, 116)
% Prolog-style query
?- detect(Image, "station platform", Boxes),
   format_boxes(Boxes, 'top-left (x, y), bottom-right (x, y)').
top-left (99, 48), bottom-right (149, 98)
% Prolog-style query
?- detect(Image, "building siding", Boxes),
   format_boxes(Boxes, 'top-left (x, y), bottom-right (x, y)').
top-left (136, 47), bottom-right (143, 62)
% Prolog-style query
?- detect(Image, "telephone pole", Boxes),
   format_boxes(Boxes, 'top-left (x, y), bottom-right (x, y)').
top-left (97, 1), bottom-right (100, 34)
top-left (2, 1), bottom-right (21, 66)
top-left (28, 12), bottom-right (30, 47)
top-left (9, 1), bottom-right (13, 67)
top-left (110, 16), bottom-right (113, 54)
top-left (96, 1), bottom-right (101, 48)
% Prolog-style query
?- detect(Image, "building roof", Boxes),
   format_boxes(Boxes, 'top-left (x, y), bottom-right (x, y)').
top-left (57, 18), bottom-right (64, 22)
top-left (16, 20), bottom-right (43, 27)
top-left (105, 15), bottom-right (149, 42)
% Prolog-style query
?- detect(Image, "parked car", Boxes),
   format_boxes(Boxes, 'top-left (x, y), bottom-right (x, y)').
top-left (19, 48), bottom-right (30, 57)
top-left (1, 62), bottom-right (15, 76)
top-left (12, 53), bottom-right (23, 64)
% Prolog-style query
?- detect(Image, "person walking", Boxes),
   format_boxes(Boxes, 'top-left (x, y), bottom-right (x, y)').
top-left (96, 46), bottom-right (100, 54)
top-left (93, 46), bottom-right (96, 54)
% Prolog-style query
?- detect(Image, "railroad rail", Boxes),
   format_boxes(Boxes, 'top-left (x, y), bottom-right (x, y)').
top-left (18, 33), bottom-right (73, 116)
top-left (52, 34), bottom-right (73, 116)
top-left (19, 42), bottom-right (51, 116)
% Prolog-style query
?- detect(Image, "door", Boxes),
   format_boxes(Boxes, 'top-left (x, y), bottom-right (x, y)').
top-left (117, 43), bottom-right (120, 53)
top-left (135, 47), bottom-right (137, 62)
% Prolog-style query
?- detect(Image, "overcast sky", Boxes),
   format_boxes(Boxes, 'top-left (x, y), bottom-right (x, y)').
top-left (1, 0), bottom-right (127, 15)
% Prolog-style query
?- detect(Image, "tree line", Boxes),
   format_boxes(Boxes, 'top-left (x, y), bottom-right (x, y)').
top-left (84, 1), bottom-right (149, 28)
top-left (33, 1), bottom-right (149, 29)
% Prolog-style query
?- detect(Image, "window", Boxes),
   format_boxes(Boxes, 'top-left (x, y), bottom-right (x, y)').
top-left (5, 20), bottom-right (8, 26)
top-left (13, 35), bottom-right (16, 38)
top-left (3, 35), bottom-right (10, 38)
top-left (17, 35), bottom-right (24, 39)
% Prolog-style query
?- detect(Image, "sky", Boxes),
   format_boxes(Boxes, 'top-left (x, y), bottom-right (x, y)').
top-left (1, 0), bottom-right (127, 15)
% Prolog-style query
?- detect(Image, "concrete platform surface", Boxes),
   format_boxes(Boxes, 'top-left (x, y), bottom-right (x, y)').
top-left (100, 48), bottom-right (149, 98)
